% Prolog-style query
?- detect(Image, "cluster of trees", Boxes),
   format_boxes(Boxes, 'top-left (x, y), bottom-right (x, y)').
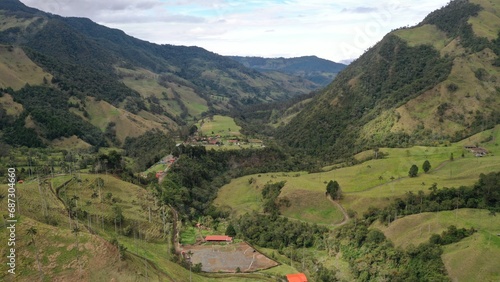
top-left (3, 86), bottom-right (105, 147)
top-left (422, 0), bottom-right (489, 53)
top-left (332, 218), bottom-right (474, 281)
top-left (262, 181), bottom-right (287, 214)
top-left (409, 160), bottom-right (431, 177)
top-left (326, 180), bottom-right (342, 200)
top-left (153, 145), bottom-right (318, 219)
top-left (429, 225), bottom-right (476, 245)
top-left (364, 172), bottom-right (500, 224)
top-left (123, 130), bottom-right (176, 172)
top-left (235, 212), bottom-right (328, 249)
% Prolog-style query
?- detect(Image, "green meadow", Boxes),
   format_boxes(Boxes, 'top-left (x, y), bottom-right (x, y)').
top-left (197, 115), bottom-right (242, 137)
top-left (375, 209), bottom-right (500, 282)
top-left (216, 125), bottom-right (500, 223)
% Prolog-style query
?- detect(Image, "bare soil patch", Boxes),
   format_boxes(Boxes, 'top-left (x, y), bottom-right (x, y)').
top-left (183, 242), bottom-right (278, 273)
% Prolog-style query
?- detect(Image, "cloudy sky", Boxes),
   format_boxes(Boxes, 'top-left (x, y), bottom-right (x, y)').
top-left (20, 0), bottom-right (450, 62)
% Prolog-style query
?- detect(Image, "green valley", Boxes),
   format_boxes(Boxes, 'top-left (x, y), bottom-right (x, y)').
top-left (1, 0), bottom-right (500, 281)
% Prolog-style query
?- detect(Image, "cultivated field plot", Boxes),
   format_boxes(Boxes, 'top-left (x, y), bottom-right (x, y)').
top-left (184, 242), bottom-right (278, 272)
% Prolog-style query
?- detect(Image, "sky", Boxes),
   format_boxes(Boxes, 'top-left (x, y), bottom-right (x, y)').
top-left (20, 0), bottom-right (451, 63)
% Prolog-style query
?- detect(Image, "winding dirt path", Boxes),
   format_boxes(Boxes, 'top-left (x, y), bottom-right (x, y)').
top-left (327, 195), bottom-right (350, 226)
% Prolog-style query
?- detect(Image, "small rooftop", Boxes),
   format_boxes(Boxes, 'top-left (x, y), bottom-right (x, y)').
top-left (286, 273), bottom-right (308, 282)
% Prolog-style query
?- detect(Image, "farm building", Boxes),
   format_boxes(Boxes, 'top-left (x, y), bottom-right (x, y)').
top-left (286, 273), bottom-right (308, 282)
top-left (464, 146), bottom-right (488, 157)
top-left (205, 235), bottom-right (233, 243)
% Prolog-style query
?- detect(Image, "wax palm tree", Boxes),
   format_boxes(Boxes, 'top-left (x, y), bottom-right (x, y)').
top-left (27, 226), bottom-right (43, 277)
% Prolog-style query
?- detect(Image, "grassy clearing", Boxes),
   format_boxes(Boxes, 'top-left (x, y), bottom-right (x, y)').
top-left (75, 97), bottom-right (165, 143)
top-left (50, 135), bottom-right (92, 150)
top-left (0, 45), bottom-right (52, 90)
top-left (117, 67), bottom-right (209, 118)
top-left (197, 115), bottom-right (242, 136)
top-left (469, 0), bottom-right (500, 40)
top-left (215, 173), bottom-right (343, 224)
top-left (117, 67), bottom-right (164, 99)
top-left (0, 14), bottom-right (41, 31)
top-left (142, 163), bottom-right (168, 176)
top-left (0, 93), bottom-right (23, 116)
top-left (178, 226), bottom-right (213, 245)
top-left (59, 174), bottom-right (155, 224)
top-left (214, 176), bottom-right (263, 216)
top-left (394, 24), bottom-right (450, 50)
top-left (375, 209), bottom-right (500, 282)
top-left (280, 190), bottom-right (344, 225)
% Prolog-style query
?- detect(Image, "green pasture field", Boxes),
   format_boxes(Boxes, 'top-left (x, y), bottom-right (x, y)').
top-left (375, 209), bottom-right (500, 282)
top-left (197, 115), bottom-right (242, 136)
top-left (216, 126), bottom-right (500, 223)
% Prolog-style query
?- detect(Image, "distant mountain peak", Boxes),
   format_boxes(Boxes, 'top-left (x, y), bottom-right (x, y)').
top-left (229, 55), bottom-right (346, 87)
top-left (0, 0), bottom-right (40, 13)
top-left (277, 0), bottom-right (500, 159)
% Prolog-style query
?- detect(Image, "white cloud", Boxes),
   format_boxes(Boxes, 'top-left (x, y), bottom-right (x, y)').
top-left (20, 0), bottom-right (451, 62)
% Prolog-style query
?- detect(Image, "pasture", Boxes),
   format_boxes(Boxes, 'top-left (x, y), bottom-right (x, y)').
top-left (375, 209), bottom-right (500, 282)
top-left (197, 115), bottom-right (242, 137)
top-left (216, 125), bottom-right (500, 222)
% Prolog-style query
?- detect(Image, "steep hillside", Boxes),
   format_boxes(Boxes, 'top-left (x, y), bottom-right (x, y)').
top-left (278, 0), bottom-right (500, 160)
top-left (229, 55), bottom-right (346, 87)
top-left (0, 0), bottom-right (310, 148)
top-left (0, 45), bottom-right (51, 90)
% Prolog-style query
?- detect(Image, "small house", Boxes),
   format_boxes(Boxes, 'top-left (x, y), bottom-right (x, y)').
top-left (286, 273), bottom-right (308, 282)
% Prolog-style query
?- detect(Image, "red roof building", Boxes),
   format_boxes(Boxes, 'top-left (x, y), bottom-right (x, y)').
top-left (286, 273), bottom-right (308, 282)
top-left (205, 235), bottom-right (233, 242)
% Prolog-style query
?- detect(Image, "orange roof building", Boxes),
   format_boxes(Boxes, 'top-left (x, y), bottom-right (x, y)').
top-left (205, 235), bottom-right (233, 242)
top-left (286, 273), bottom-right (308, 282)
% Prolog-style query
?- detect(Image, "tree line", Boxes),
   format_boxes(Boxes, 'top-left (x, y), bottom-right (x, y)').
top-left (364, 172), bottom-right (500, 225)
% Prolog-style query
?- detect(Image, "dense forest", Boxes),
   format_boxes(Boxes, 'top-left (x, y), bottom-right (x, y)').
top-left (152, 145), bottom-right (318, 219)
top-left (2, 86), bottom-right (105, 147)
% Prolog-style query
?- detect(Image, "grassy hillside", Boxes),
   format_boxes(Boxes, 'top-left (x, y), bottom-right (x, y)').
top-left (117, 67), bottom-right (209, 121)
top-left (217, 125), bottom-right (500, 221)
top-left (0, 173), bottom-right (276, 281)
top-left (375, 209), bottom-right (500, 282)
top-left (0, 177), bottom-right (169, 281)
top-left (0, 45), bottom-right (52, 90)
top-left (197, 115), bottom-right (242, 137)
top-left (0, 93), bottom-right (23, 115)
top-left (469, 0), bottom-right (500, 40)
top-left (70, 97), bottom-right (168, 144)
top-left (215, 127), bottom-right (500, 281)
top-left (278, 0), bottom-right (500, 160)
top-left (0, 0), bottom-right (318, 149)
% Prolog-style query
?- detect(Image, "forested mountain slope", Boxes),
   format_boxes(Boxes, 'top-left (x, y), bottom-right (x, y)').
top-left (0, 0), bottom-right (312, 148)
top-left (278, 0), bottom-right (500, 160)
top-left (229, 55), bottom-right (347, 87)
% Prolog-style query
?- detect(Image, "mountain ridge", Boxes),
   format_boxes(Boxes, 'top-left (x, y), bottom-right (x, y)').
top-left (229, 55), bottom-right (346, 86)
top-left (0, 0), bottom-right (318, 148)
top-left (277, 0), bottom-right (500, 160)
